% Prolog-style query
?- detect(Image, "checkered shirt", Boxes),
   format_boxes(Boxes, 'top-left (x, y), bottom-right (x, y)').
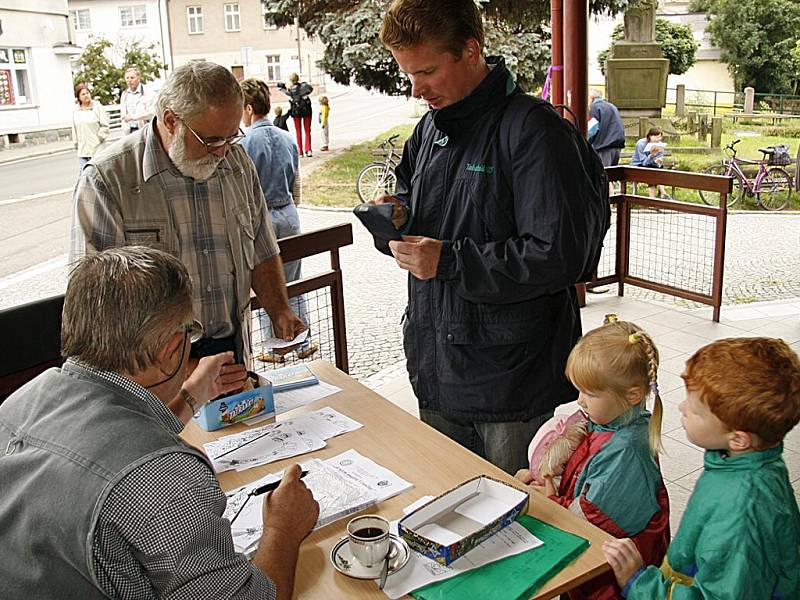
top-left (71, 120), bottom-right (279, 340)
top-left (82, 363), bottom-right (276, 599)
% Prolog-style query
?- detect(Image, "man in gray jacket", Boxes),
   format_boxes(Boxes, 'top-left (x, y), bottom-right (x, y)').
top-left (0, 246), bottom-right (319, 599)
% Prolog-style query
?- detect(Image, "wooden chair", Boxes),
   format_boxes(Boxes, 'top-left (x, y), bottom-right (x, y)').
top-left (0, 294), bottom-right (64, 403)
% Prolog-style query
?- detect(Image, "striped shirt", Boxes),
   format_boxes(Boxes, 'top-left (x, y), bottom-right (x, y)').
top-left (80, 362), bottom-right (277, 599)
top-left (70, 119), bottom-right (279, 340)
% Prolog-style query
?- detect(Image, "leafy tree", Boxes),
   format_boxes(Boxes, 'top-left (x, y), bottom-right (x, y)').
top-left (263, 0), bottom-right (631, 95)
top-left (597, 19), bottom-right (698, 76)
top-left (703, 0), bottom-right (800, 93)
top-left (72, 38), bottom-right (166, 105)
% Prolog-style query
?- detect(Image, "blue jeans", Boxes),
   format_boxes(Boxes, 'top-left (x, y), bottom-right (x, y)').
top-left (258, 204), bottom-right (310, 340)
top-left (418, 408), bottom-right (555, 475)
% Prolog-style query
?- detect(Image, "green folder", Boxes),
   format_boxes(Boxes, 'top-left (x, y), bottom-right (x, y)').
top-left (411, 515), bottom-right (591, 600)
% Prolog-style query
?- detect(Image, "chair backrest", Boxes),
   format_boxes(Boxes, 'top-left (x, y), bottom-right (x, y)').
top-left (0, 294), bottom-right (65, 403)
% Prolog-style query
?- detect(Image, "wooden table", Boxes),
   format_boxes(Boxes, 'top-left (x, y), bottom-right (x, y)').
top-left (182, 361), bottom-right (612, 599)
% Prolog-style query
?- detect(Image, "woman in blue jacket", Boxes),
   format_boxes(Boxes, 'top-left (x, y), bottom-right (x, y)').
top-left (631, 127), bottom-right (669, 198)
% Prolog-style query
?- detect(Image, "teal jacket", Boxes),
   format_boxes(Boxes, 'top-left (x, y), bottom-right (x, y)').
top-left (626, 445), bottom-right (800, 599)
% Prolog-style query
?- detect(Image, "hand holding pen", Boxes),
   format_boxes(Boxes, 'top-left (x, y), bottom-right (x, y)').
top-left (229, 467), bottom-right (312, 525)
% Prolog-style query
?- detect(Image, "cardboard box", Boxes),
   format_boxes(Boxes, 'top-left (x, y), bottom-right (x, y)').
top-left (398, 476), bottom-right (529, 565)
top-left (192, 373), bottom-right (274, 431)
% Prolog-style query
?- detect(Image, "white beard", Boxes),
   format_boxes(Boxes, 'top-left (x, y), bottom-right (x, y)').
top-left (168, 124), bottom-right (222, 181)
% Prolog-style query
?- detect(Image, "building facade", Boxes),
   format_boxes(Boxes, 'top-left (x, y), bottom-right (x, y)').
top-left (0, 0), bottom-right (79, 143)
top-left (67, 0), bottom-right (171, 89)
top-left (167, 0), bottom-right (325, 87)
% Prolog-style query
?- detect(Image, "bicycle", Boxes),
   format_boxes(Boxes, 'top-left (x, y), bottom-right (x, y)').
top-left (356, 134), bottom-right (401, 203)
top-left (698, 139), bottom-right (793, 211)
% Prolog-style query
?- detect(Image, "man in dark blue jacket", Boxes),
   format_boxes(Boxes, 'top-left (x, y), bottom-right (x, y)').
top-left (588, 88), bottom-right (626, 167)
top-left (376, 0), bottom-right (608, 474)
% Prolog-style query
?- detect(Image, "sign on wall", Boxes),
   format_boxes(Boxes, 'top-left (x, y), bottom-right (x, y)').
top-left (0, 69), bottom-right (14, 105)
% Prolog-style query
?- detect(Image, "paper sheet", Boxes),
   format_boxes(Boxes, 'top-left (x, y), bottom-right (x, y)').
top-left (225, 450), bottom-right (413, 555)
top-left (381, 520), bottom-right (543, 599)
top-left (260, 328), bottom-right (309, 351)
top-left (203, 407), bottom-right (361, 473)
top-left (274, 381), bottom-right (342, 415)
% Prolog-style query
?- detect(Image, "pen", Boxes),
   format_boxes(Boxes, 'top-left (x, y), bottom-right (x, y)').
top-left (229, 470), bottom-right (310, 525)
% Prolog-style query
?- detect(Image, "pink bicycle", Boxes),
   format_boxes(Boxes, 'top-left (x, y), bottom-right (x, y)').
top-left (699, 139), bottom-right (793, 211)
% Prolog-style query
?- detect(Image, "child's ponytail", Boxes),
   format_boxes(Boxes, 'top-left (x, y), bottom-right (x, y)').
top-left (638, 332), bottom-right (664, 456)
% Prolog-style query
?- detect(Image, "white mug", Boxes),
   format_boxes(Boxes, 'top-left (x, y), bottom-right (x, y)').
top-left (347, 515), bottom-right (391, 567)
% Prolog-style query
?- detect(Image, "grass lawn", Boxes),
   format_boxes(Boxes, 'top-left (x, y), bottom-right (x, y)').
top-left (304, 121), bottom-right (798, 210)
top-left (303, 124), bottom-right (415, 208)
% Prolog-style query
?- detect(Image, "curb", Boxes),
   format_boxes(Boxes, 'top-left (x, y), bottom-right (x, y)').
top-left (0, 146), bottom-right (74, 166)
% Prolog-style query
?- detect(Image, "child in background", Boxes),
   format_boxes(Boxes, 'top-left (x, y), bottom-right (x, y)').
top-left (631, 126), bottom-right (669, 199)
top-left (516, 315), bottom-right (670, 600)
top-left (273, 105), bottom-right (289, 131)
top-left (604, 337), bottom-right (800, 599)
top-left (319, 95), bottom-right (330, 151)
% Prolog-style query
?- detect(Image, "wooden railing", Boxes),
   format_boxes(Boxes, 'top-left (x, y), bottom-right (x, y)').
top-left (590, 166), bottom-right (732, 322)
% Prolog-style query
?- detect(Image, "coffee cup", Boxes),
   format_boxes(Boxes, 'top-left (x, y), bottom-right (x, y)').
top-left (346, 515), bottom-right (391, 567)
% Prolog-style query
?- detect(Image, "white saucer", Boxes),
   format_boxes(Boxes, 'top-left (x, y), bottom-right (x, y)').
top-left (330, 534), bottom-right (410, 580)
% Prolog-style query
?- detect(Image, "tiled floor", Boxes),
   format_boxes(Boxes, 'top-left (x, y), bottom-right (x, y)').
top-left (368, 294), bottom-right (800, 530)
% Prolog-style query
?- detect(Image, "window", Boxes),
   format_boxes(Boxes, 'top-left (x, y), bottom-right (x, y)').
top-left (0, 48), bottom-right (31, 106)
top-left (119, 5), bottom-right (147, 27)
top-left (262, 5), bottom-right (277, 30)
top-left (69, 9), bottom-right (91, 32)
top-left (224, 4), bottom-right (240, 32)
top-left (265, 55), bottom-right (281, 82)
top-left (187, 6), bottom-right (203, 34)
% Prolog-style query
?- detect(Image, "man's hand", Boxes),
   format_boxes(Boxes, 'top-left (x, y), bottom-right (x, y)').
top-left (184, 352), bottom-right (247, 403)
top-left (262, 464), bottom-right (320, 545)
top-left (389, 235), bottom-right (442, 280)
top-left (371, 194), bottom-right (408, 230)
top-left (602, 538), bottom-right (644, 589)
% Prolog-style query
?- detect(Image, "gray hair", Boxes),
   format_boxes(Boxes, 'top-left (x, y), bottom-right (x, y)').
top-left (62, 246), bottom-right (193, 374)
top-left (124, 67), bottom-right (140, 77)
top-left (589, 88), bottom-right (603, 100)
top-left (155, 60), bottom-right (243, 122)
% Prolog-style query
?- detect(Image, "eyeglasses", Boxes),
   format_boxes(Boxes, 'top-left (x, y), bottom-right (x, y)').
top-left (185, 319), bottom-right (204, 343)
top-left (176, 115), bottom-right (245, 152)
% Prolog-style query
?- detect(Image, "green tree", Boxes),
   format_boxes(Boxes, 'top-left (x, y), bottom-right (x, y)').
top-left (72, 38), bottom-right (166, 105)
top-left (704, 0), bottom-right (800, 94)
top-left (263, 0), bottom-right (631, 95)
top-left (597, 19), bottom-right (698, 76)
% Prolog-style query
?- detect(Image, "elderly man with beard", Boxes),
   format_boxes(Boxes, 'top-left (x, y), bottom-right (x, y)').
top-left (71, 61), bottom-right (306, 371)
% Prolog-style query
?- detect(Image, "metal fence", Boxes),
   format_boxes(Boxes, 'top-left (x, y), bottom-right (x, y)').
top-left (590, 167), bottom-right (733, 321)
top-left (250, 223), bottom-right (352, 374)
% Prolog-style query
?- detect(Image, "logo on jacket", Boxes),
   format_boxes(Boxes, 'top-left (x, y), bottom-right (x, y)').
top-left (434, 136), bottom-right (449, 147)
top-left (466, 163), bottom-right (495, 175)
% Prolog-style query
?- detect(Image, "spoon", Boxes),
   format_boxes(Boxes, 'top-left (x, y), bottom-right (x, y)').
top-left (379, 542), bottom-right (398, 589)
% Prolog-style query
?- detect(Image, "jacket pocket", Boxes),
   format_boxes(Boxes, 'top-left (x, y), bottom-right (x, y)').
top-left (235, 209), bottom-right (257, 270)
top-left (123, 218), bottom-right (176, 254)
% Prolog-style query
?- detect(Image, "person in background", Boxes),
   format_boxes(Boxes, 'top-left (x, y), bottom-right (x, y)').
top-left (72, 83), bottom-right (109, 171)
top-left (273, 105), bottom-right (290, 131)
top-left (588, 88), bottom-right (626, 169)
top-left (517, 315), bottom-right (669, 600)
top-left (631, 126), bottom-right (669, 199)
top-left (120, 67), bottom-right (155, 135)
top-left (278, 73), bottom-right (313, 157)
top-left (0, 246), bottom-right (319, 599)
top-left (603, 337), bottom-right (800, 599)
top-left (318, 95), bottom-right (330, 151)
top-left (240, 78), bottom-right (318, 363)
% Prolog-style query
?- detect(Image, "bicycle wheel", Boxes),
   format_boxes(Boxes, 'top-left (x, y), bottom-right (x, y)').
top-left (757, 168), bottom-right (791, 211)
top-left (356, 163), bottom-right (397, 203)
top-left (698, 164), bottom-right (743, 207)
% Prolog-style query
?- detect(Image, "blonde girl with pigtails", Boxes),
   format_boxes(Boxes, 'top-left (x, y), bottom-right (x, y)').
top-left (516, 315), bottom-right (670, 600)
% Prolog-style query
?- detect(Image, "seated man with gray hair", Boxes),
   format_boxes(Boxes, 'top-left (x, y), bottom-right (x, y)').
top-left (0, 246), bottom-right (319, 599)
top-left (71, 60), bottom-right (306, 373)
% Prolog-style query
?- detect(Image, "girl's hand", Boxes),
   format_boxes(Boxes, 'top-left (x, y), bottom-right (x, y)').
top-left (514, 468), bottom-right (535, 484)
top-left (542, 474), bottom-right (558, 497)
top-left (602, 538), bottom-right (644, 588)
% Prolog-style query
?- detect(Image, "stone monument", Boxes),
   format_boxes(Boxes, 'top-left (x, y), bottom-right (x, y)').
top-left (605, 0), bottom-right (670, 117)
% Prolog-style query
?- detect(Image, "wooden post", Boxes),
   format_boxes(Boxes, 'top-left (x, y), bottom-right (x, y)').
top-left (675, 84), bottom-right (686, 117)
top-left (698, 113), bottom-right (709, 142)
top-left (551, 0), bottom-right (564, 106)
top-left (687, 110), bottom-right (696, 133)
top-left (711, 116), bottom-right (722, 149)
top-left (639, 116), bottom-right (649, 139)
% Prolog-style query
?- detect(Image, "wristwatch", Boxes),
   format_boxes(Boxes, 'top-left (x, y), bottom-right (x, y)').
top-left (180, 388), bottom-right (200, 415)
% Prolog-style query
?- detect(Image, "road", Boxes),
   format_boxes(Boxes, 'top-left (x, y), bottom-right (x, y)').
top-left (0, 152), bottom-right (78, 201)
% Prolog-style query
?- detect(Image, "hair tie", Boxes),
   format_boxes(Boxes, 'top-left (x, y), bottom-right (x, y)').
top-left (604, 314), bottom-right (619, 324)
top-left (650, 381), bottom-right (660, 397)
top-left (629, 333), bottom-right (640, 344)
